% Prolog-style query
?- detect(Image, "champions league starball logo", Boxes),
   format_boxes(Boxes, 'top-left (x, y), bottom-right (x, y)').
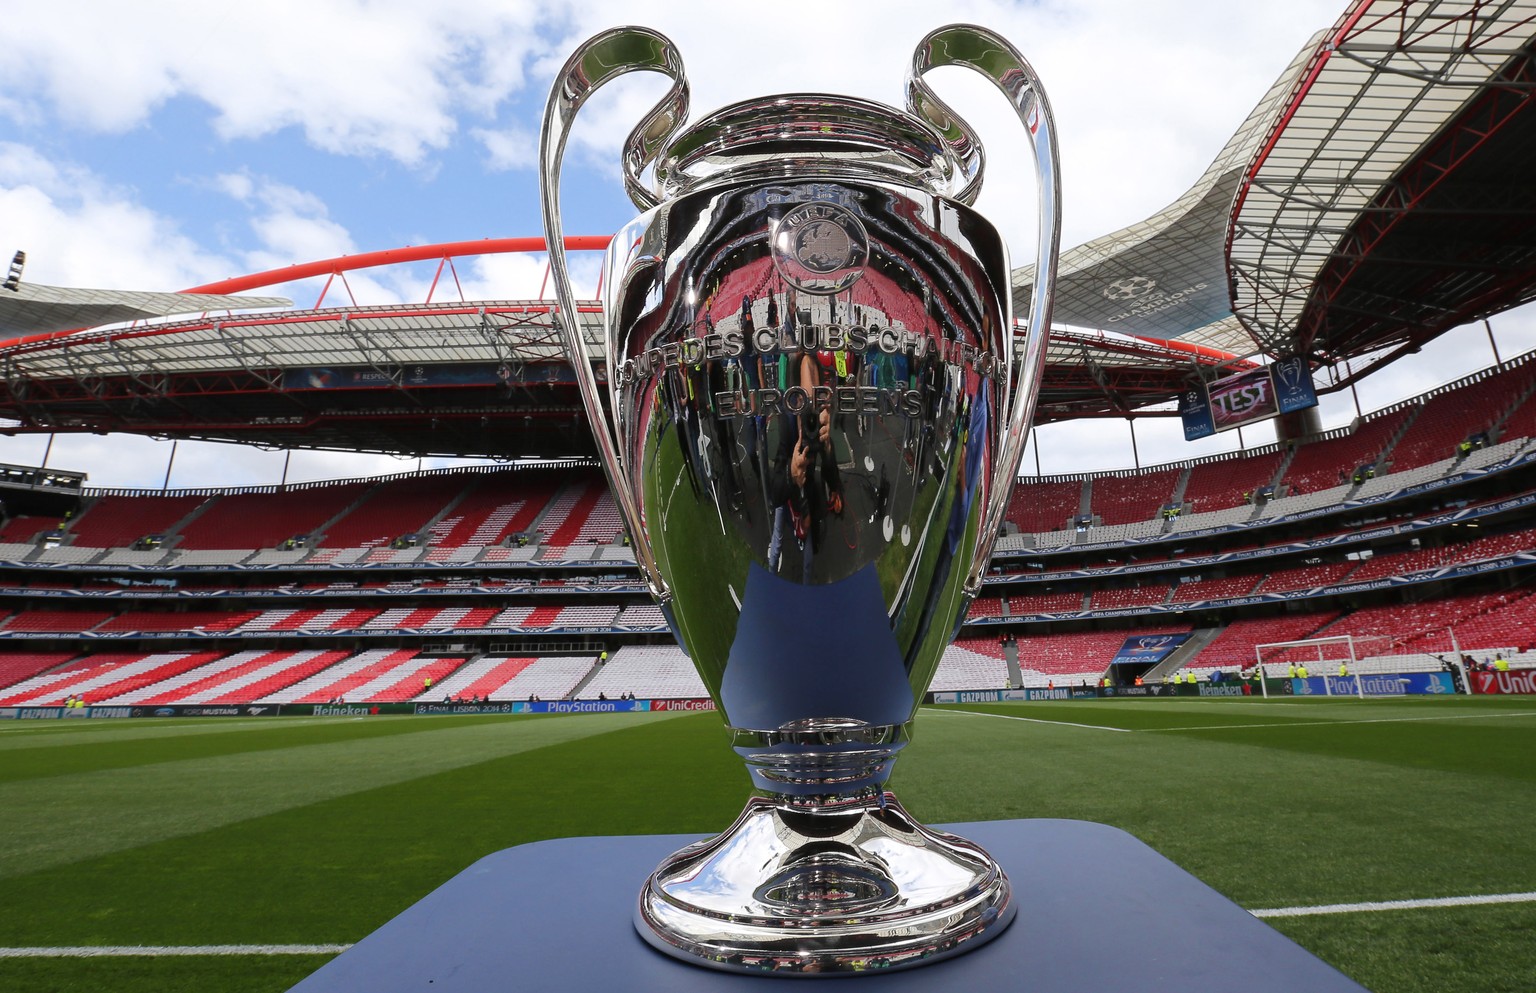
top-left (1102, 275), bottom-right (1157, 301)
top-left (771, 201), bottom-right (870, 294)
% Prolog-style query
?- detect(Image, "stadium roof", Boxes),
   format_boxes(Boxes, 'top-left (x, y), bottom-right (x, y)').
top-left (1010, 30), bottom-right (1325, 360)
top-left (1228, 0), bottom-right (1536, 382)
top-left (0, 0), bottom-right (1532, 456)
top-left (0, 280), bottom-right (290, 339)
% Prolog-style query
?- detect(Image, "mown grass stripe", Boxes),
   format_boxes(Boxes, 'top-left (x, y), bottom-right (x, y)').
top-left (0, 712), bottom-right (672, 878)
top-left (1251, 891), bottom-right (1536, 918)
top-left (0, 944), bottom-right (351, 957)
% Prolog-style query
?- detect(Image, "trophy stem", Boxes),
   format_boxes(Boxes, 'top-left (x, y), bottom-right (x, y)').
top-left (731, 718), bottom-right (910, 800)
top-left (636, 791), bottom-right (1014, 975)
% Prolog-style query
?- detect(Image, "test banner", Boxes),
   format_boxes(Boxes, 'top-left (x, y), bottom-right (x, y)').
top-left (1181, 357), bottom-right (1318, 441)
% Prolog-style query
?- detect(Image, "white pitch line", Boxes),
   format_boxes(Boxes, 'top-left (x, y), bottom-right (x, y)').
top-left (1251, 892), bottom-right (1536, 918)
top-left (0, 944), bottom-right (352, 958)
top-left (925, 707), bottom-right (1133, 733)
top-left (1150, 711), bottom-right (1536, 732)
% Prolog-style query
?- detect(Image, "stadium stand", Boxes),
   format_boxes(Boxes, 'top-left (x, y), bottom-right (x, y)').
top-left (1011, 591), bottom-right (1087, 614)
top-left (1087, 585), bottom-right (1172, 610)
top-left (0, 514), bottom-right (59, 544)
top-left (0, 651), bottom-right (223, 706)
top-left (1170, 575), bottom-right (1263, 603)
top-left (933, 638), bottom-right (1011, 691)
top-left (1188, 612), bottom-right (1342, 671)
top-left (1005, 479), bottom-right (1081, 534)
top-left (1181, 450), bottom-right (1284, 512)
top-left (1280, 408), bottom-right (1413, 495)
top-left (1090, 469), bottom-right (1181, 525)
top-left (1254, 562), bottom-right (1359, 593)
top-left (64, 494), bottom-right (205, 548)
top-left (0, 651), bottom-right (76, 692)
top-left (1, 608), bottom-right (114, 633)
top-left (579, 645), bottom-right (707, 699)
top-left (2, 357), bottom-right (1534, 704)
top-left (318, 476), bottom-right (461, 548)
top-left (174, 483), bottom-right (369, 549)
top-left (1012, 626), bottom-right (1192, 684)
top-left (257, 648), bottom-right (422, 703)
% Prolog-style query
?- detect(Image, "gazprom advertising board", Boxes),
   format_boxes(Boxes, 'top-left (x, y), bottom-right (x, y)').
top-left (1181, 356), bottom-right (1318, 441)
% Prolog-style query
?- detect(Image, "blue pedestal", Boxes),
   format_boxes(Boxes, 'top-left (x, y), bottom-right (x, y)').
top-left (288, 819), bottom-right (1368, 991)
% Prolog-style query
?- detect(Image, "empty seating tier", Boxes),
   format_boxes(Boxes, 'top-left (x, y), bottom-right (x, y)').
top-left (174, 483), bottom-right (368, 550)
top-left (1181, 451), bottom-right (1283, 513)
top-left (319, 476), bottom-right (463, 548)
top-left (0, 652), bottom-right (77, 692)
top-left (1006, 479), bottom-right (1082, 534)
top-left (420, 656), bottom-right (537, 700)
top-left (932, 639), bottom-right (1010, 691)
top-left (579, 646), bottom-right (707, 699)
top-left (66, 494), bottom-right (206, 548)
top-left (1091, 469), bottom-right (1181, 526)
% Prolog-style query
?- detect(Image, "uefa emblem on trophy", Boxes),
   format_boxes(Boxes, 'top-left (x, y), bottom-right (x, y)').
top-left (540, 24), bottom-right (1060, 975)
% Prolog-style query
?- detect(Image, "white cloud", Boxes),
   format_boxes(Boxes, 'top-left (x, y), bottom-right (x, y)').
top-left (0, 143), bottom-right (236, 289)
top-left (0, 0), bottom-right (551, 165)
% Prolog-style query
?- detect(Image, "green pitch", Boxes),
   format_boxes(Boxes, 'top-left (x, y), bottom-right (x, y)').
top-left (2, 697), bottom-right (1534, 992)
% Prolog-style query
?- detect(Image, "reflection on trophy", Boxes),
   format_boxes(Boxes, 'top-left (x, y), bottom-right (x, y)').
top-left (540, 24), bottom-right (1059, 975)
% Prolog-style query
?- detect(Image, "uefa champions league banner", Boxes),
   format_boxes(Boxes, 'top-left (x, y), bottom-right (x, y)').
top-left (1290, 672), bottom-right (1457, 697)
top-left (1110, 633), bottom-right (1189, 666)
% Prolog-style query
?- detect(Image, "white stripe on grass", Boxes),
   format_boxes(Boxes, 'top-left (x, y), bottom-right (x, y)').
top-left (1251, 891), bottom-right (1536, 918)
top-left (8, 892), bottom-right (1536, 957)
top-left (0, 944), bottom-right (350, 958)
top-left (924, 707), bottom-right (1133, 732)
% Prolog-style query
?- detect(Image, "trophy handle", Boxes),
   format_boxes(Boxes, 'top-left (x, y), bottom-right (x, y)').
top-left (907, 25), bottom-right (1062, 597)
top-left (539, 26), bottom-right (689, 601)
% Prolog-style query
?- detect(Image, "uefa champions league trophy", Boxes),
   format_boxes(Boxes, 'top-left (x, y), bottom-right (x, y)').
top-left (540, 24), bottom-right (1059, 975)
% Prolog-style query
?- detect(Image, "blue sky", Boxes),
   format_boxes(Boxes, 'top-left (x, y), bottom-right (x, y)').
top-left (0, 0), bottom-right (1528, 489)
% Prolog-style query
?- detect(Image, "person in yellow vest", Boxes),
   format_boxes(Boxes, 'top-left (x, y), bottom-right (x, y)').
top-left (1297, 664), bottom-right (1309, 678)
top-left (1185, 671), bottom-right (1196, 684)
top-left (1495, 655), bottom-right (1510, 672)
top-left (1338, 661), bottom-right (1349, 677)
top-left (1101, 676), bottom-right (1110, 688)
top-left (1287, 663), bottom-right (1297, 678)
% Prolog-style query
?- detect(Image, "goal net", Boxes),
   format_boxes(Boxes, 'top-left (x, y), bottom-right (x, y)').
top-left (1250, 635), bottom-right (1399, 698)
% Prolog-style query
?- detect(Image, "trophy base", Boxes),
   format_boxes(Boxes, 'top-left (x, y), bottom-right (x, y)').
top-left (635, 792), bottom-right (1014, 976)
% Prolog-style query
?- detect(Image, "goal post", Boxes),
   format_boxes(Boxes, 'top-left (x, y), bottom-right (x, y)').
top-left (1250, 634), bottom-right (1396, 699)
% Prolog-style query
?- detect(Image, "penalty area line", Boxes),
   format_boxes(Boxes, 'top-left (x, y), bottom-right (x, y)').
top-left (1250, 891), bottom-right (1536, 918)
top-left (924, 707), bottom-right (1132, 733)
top-left (0, 944), bottom-right (352, 958)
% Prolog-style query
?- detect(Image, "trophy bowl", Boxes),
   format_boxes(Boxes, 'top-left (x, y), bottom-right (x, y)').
top-left (540, 24), bottom-right (1059, 976)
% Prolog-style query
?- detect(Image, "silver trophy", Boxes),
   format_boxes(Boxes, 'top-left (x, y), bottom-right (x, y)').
top-left (540, 24), bottom-right (1059, 975)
